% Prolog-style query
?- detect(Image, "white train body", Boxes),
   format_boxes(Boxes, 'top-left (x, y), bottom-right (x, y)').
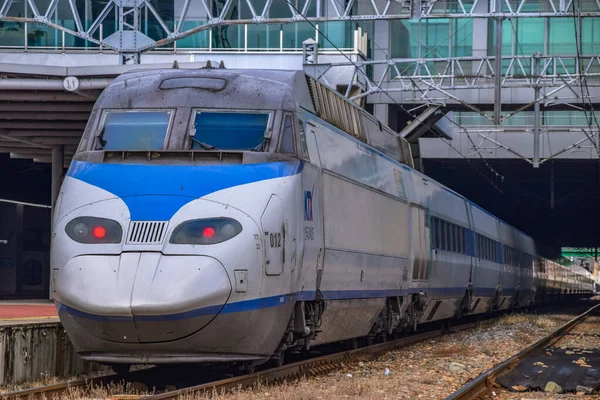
top-left (50, 69), bottom-right (595, 367)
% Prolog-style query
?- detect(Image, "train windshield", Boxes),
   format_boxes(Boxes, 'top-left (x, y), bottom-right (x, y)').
top-left (97, 111), bottom-right (172, 150)
top-left (191, 111), bottom-right (270, 151)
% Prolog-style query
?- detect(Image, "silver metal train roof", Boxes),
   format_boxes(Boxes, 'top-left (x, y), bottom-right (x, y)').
top-left (97, 68), bottom-right (316, 113)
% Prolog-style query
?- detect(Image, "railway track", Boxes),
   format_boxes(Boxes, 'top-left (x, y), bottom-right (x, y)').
top-left (1, 322), bottom-right (478, 400)
top-left (445, 303), bottom-right (600, 400)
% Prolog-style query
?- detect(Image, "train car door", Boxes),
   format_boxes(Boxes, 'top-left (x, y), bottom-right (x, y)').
top-left (467, 204), bottom-right (478, 285)
top-left (261, 195), bottom-right (285, 276)
top-left (410, 205), bottom-right (430, 283)
top-left (298, 121), bottom-right (325, 293)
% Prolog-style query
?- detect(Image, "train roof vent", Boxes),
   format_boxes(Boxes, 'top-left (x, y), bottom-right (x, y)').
top-left (126, 221), bottom-right (168, 245)
top-left (305, 76), bottom-right (366, 142)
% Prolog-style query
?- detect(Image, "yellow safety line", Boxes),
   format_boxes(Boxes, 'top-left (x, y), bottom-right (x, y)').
top-left (0, 316), bottom-right (59, 321)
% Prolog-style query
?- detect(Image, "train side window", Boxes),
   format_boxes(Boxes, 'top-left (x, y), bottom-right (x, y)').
top-left (483, 236), bottom-right (487, 260)
top-left (433, 218), bottom-right (439, 249)
top-left (436, 218), bottom-right (442, 250)
top-left (430, 218), bottom-right (436, 248)
top-left (441, 220), bottom-right (447, 250)
top-left (493, 241), bottom-right (498, 263)
top-left (279, 114), bottom-right (296, 155)
top-left (483, 237), bottom-right (488, 260)
top-left (452, 225), bottom-right (458, 252)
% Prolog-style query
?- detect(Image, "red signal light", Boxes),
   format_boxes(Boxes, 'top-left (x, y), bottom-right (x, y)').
top-left (203, 227), bottom-right (215, 238)
top-left (93, 226), bottom-right (106, 239)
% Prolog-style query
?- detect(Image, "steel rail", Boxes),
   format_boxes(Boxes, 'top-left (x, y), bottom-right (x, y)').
top-left (0, 322), bottom-right (478, 400)
top-left (445, 303), bottom-right (600, 400)
top-left (0, 319), bottom-right (485, 400)
top-left (139, 323), bottom-right (478, 400)
top-left (0, 373), bottom-right (119, 400)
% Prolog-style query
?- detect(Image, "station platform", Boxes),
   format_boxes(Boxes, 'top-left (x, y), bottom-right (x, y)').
top-left (0, 300), bottom-right (98, 385)
top-left (0, 300), bottom-right (58, 325)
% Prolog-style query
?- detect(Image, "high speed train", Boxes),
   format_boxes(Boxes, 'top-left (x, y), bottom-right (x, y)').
top-left (51, 67), bottom-right (595, 372)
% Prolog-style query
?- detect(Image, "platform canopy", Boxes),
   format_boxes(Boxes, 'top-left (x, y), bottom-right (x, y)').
top-left (0, 61), bottom-right (217, 166)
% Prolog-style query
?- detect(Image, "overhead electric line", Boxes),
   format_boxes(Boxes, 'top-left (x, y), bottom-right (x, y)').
top-left (285, 0), bottom-right (505, 192)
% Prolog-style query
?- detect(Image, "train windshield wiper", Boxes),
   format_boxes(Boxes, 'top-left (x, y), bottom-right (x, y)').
top-left (191, 137), bottom-right (217, 150)
top-left (96, 128), bottom-right (106, 150)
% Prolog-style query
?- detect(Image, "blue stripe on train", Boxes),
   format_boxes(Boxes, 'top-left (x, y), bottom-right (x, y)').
top-left (66, 160), bottom-right (303, 220)
top-left (57, 286), bottom-right (508, 322)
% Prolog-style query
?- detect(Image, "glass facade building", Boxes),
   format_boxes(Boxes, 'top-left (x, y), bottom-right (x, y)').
top-left (0, 0), bottom-right (366, 51)
top-left (0, 0), bottom-right (596, 127)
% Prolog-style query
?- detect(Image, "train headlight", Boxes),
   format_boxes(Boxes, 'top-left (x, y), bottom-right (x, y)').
top-left (65, 217), bottom-right (123, 244)
top-left (170, 218), bottom-right (242, 245)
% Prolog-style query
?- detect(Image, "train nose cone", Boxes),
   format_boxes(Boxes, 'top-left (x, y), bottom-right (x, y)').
top-left (54, 253), bottom-right (231, 343)
top-left (130, 253), bottom-right (232, 342)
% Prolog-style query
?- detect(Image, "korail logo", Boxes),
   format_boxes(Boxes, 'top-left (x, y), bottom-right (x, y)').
top-left (304, 190), bottom-right (313, 221)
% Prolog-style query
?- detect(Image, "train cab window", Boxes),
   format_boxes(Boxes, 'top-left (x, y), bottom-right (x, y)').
top-left (191, 111), bottom-right (270, 151)
top-left (96, 110), bottom-right (172, 150)
top-left (279, 114), bottom-right (296, 155)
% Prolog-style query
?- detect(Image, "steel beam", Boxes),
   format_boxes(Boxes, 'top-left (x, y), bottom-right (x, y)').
top-left (0, 103), bottom-right (93, 112)
top-left (0, 141), bottom-right (42, 149)
top-left (322, 55), bottom-right (600, 93)
top-left (0, 122), bottom-right (86, 130)
top-left (51, 145), bottom-right (64, 209)
top-left (0, 0), bottom-right (598, 57)
top-left (0, 92), bottom-right (92, 102)
top-left (533, 53), bottom-right (541, 168)
top-left (2, 147), bottom-right (53, 153)
top-left (31, 137), bottom-right (82, 145)
top-left (0, 78), bottom-right (111, 91)
top-left (493, 0), bottom-right (503, 125)
top-left (7, 130), bottom-right (84, 137)
top-left (33, 158), bottom-right (71, 168)
top-left (0, 112), bottom-right (91, 121)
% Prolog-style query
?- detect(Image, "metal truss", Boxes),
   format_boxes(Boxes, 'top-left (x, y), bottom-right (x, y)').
top-left (317, 55), bottom-right (600, 92)
top-left (3, 0), bottom-right (600, 59)
top-left (308, 55), bottom-right (600, 115)
top-left (465, 127), bottom-right (600, 164)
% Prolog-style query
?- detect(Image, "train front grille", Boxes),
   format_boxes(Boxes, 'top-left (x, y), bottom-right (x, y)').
top-left (126, 221), bottom-right (168, 245)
